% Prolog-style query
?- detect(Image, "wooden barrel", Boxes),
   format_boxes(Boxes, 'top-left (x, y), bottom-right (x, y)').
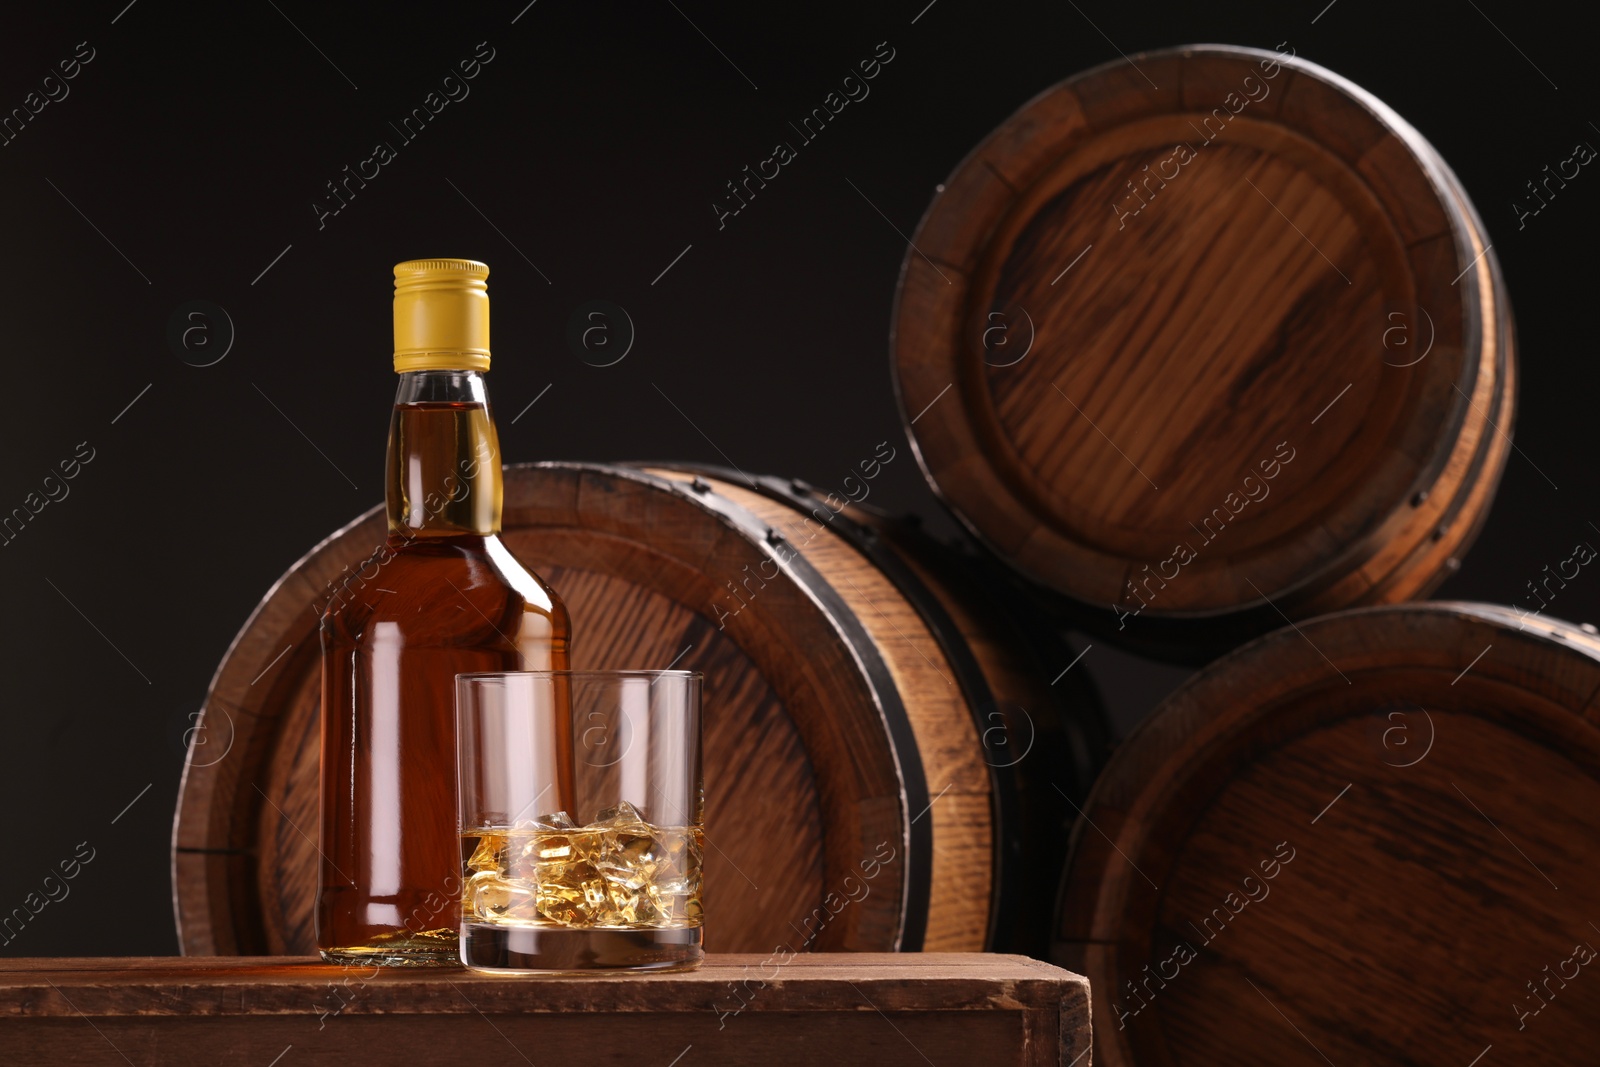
top-left (172, 462), bottom-right (1106, 958)
top-left (1055, 602), bottom-right (1600, 1065)
top-left (892, 44), bottom-right (1515, 660)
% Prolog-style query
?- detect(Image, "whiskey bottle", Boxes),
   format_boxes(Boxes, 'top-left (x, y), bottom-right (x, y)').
top-left (317, 258), bottom-right (571, 965)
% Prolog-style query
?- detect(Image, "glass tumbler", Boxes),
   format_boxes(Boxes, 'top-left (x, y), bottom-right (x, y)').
top-left (455, 670), bottom-right (703, 973)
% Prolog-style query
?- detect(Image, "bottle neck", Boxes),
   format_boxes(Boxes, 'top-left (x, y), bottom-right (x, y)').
top-left (385, 369), bottom-right (502, 538)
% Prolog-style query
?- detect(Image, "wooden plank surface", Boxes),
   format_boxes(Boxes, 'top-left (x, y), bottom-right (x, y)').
top-left (0, 954), bottom-right (1090, 1067)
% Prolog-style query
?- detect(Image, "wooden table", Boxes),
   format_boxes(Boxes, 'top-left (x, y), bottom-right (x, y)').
top-left (0, 953), bottom-right (1089, 1065)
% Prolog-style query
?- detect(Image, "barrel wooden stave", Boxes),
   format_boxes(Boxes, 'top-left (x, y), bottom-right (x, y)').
top-left (870, 511), bottom-right (1109, 952)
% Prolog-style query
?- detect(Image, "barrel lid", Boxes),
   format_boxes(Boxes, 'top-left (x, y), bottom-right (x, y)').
top-left (891, 45), bottom-right (1510, 653)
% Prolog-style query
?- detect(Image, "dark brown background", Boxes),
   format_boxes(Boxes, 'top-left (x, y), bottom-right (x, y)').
top-left (1, 0), bottom-right (1595, 957)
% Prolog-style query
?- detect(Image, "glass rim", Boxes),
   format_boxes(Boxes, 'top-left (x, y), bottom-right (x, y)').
top-left (456, 669), bottom-right (703, 682)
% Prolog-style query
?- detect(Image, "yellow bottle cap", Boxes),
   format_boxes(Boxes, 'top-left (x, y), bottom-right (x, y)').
top-left (392, 258), bottom-right (491, 373)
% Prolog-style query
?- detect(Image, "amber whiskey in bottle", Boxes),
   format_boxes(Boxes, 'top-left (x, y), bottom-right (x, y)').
top-left (317, 258), bottom-right (571, 965)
